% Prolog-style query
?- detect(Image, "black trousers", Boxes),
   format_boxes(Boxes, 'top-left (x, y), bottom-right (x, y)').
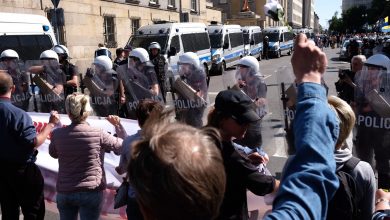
top-left (0, 163), bottom-right (45, 220)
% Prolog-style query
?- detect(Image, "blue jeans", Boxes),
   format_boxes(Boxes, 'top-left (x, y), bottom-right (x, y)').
top-left (56, 191), bottom-right (103, 220)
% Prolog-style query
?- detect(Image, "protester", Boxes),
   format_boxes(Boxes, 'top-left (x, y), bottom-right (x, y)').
top-left (327, 95), bottom-right (376, 220)
top-left (127, 110), bottom-right (226, 220)
top-left (263, 33), bottom-right (340, 219)
top-left (48, 93), bottom-right (123, 220)
top-left (206, 89), bottom-right (278, 220)
top-left (0, 71), bottom-right (60, 220)
top-left (263, 36), bottom-right (270, 60)
top-left (107, 99), bottom-right (164, 220)
top-left (113, 47), bottom-right (125, 70)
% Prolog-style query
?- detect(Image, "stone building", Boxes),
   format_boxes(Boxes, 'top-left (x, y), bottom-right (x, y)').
top-left (0, 0), bottom-right (222, 70)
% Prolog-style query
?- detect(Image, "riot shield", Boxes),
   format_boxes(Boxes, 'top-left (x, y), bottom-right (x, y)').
top-left (83, 65), bottom-right (119, 117)
top-left (233, 65), bottom-right (268, 148)
top-left (25, 60), bottom-right (66, 113)
top-left (276, 66), bottom-right (297, 131)
top-left (173, 63), bottom-right (209, 128)
top-left (120, 65), bottom-right (157, 119)
top-left (354, 68), bottom-right (390, 188)
top-left (0, 60), bottom-right (31, 111)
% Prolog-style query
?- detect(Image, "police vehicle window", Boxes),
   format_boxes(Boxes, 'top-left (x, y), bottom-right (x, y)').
top-left (130, 35), bottom-right (168, 53)
top-left (243, 33), bottom-right (250, 44)
top-left (230, 32), bottom-right (243, 48)
top-left (224, 34), bottom-right (229, 46)
top-left (267, 33), bottom-right (279, 42)
top-left (182, 34), bottom-right (195, 52)
top-left (209, 34), bottom-right (222, 48)
top-left (285, 32), bottom-right (293, 41)
top-left (0, 35), bottom-right (53, 61)
top-left (254, 32), bottom-right (261, 44)
top-left (194, 32), bottom-right (210, 50)
top-left (170, 35), bottom-right (180, 52)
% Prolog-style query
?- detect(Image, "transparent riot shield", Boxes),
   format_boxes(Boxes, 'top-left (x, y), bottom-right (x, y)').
top-left (276, 66), bottom-right (297, 131)
top-left (0, 60), bottom-right (31, 111)
top-left (233, 65), bottom-right (268, 148)
top-left (354, 68), bottom-right (390, 188)
top-left (83, 65), bottom-right (119, 117)
top-left (173, 63), bottom-right (209, 128)
top-left (25, 60), bottom-right (66, 113)
top-left (120, 65), bottom-right (157, 119)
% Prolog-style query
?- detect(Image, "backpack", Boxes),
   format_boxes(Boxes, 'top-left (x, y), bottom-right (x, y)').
top-left (327, 156), bottom-right (361, 220)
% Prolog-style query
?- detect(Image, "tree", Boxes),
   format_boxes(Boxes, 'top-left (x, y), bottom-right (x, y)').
top-left (367, 0), bottom-right (390, 25)
top-left (328, 11), bottom-right (344, 33)
top-left (342, 6), bottom-right (367, 33)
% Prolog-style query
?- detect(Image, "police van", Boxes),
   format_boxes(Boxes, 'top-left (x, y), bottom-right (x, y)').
top-left (263, 26), bottom-right (294, 58)
top-left (208, 24), bottom-right (245, 75)
top-left (293, 28), bottom-right (314, 39)
top-left (0, 12), bottom-right (57, 61)
top-left (129, 22), bottom-right (211, 78)
top-left (242, 26), bottom-right (263, 60)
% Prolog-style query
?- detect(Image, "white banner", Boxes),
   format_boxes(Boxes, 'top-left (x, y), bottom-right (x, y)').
top-left (28, 112), bottom-right (140, 218)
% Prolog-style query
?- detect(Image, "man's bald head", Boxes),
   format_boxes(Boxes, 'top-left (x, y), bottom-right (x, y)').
top-left (0, 72), bottom-right (13, 96)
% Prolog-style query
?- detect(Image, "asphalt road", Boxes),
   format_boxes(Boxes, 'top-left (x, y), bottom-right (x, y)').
top-left (1, 46), bottom-right (350, 220)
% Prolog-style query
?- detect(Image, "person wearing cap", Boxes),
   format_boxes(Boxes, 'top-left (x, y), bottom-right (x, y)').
top-left (28, 50), bottom-right (66, 113)
top-left (52, 45), bottom-right (79, 98)
top-left (0, 49), bottom-right (31, 111)
top-left (148, 42), bottom-right (167, 103)
top-left (207, 89), bottom-right (278, 220)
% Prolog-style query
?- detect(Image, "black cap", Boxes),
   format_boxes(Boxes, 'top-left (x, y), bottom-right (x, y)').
top-left (215, 90), bottom-right (260, 124)
top-left (124, 45), bottom-right (133, 51)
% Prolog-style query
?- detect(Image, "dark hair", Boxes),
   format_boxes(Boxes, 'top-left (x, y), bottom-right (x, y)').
top-left (0, 72), bottom-right (13, 95)
top-left (206, 107), bottom-right (230, 129)
top-left (116, 48), bottom-right (124, 56)
top-left (136, 99), bottom-right (164, 127)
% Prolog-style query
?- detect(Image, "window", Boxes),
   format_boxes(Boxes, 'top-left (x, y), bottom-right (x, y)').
top-left (103, 16), bottom-right (117, 48)
top-left (191, 0), bottom-right (197, 11)
top-left (168, 0), bottom-right (176, 7)
top-left (182, 32), bottom-right (210, 52)
top-left (253, 32), bottom-right (263, 44)
top-left (219, 0), bottom-right (227, 4)
top-left (149, 0), bottom-right (158, 4)
top-left (131, 19), bottom-right (140, 36)
top-left (170, 35), bottom-right (180, 52)
top-left (229, 32), bottom-right (244, 48)
top-left (0, 35), bottom-right (53, 61)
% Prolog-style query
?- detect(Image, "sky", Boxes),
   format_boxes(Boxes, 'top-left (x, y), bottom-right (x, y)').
top-left (315, 0), bottom-right (342, 29)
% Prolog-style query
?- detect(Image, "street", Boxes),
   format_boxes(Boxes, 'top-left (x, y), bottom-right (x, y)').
top-left (2, 46), bottom-right (350, 220)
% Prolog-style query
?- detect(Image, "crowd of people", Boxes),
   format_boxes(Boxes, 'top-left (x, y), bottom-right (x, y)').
top-left (1, 33), bottom-right (390, 220)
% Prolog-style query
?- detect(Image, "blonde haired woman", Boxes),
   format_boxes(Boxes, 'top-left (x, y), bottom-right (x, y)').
top-left (49, 93), bottom-right (123, 220)
top-left (327, 96), bottom-right (376, 220)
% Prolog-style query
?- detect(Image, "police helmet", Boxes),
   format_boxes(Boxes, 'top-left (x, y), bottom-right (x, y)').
top-left (40, 50), bottom-right (59, 62)
top-left (93, 55), bottom-right (113, 71)
top-left (129, 48), bottom-right (150, 63)
top-left (364, 54), bottom-right (390, 73)
top-left (148, 42), bottom-right (161, 51)
top-left (53, 45), bottom-right (70, 59)
top-left (237, 56), bottom-right (260, 74)
top-left (0, 49), bottom-right (19, 59)
top-left (178, 52), bottom-right (200, 69)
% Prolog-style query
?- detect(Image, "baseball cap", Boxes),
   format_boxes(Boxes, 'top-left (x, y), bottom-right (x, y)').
top-left (124, 45), bottom-right (133, 51)
top-left (215, 90), bottom-right (260, 124)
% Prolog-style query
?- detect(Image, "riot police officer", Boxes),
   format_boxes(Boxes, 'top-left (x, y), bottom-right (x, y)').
top-left (354, 54), bottom-right (390, 189)
top-left (117, 48), bottom-right (161, 119)
top-left (0, 49), bottom-right (30, 111)
top-left (173, 52), bottom-right (208, 128)
top-left (52, 45), bottom-right (78, 98)
top-left (28, 50), bottom-right (66, 113)
top-left (83, 55), bottom-right (119, 117)
top-left (149, 42), bottom-right (168, 103)
top-left (232, 56), bottom-right (267, 149)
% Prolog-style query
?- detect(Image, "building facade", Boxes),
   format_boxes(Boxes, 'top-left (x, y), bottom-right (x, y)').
top-left (313, 12), bottom-right (319, 33)
top-left (288, 0), bottom-right (302, 28)
top-left (302, 0), bottom-right (314, 28)
top-left (0, 0), bottom-right (222, 71)
top-left (342, 0), bottom-right (372, 11)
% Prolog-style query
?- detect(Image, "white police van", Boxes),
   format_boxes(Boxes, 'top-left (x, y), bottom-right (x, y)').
top-left (129, 22), bottom-right (211, 78)
top-left (263, 26), bottom-right (294, 58)
top-left (0, 12), bottom-right (57, 61)
top-left (208, 24), bottom-right (245, 75)
top-left (242, 26), bottom-right (263, 60)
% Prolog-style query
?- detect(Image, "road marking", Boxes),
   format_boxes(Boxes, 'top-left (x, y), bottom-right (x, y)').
top-left (263, 74), bottom-right (271, 79)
